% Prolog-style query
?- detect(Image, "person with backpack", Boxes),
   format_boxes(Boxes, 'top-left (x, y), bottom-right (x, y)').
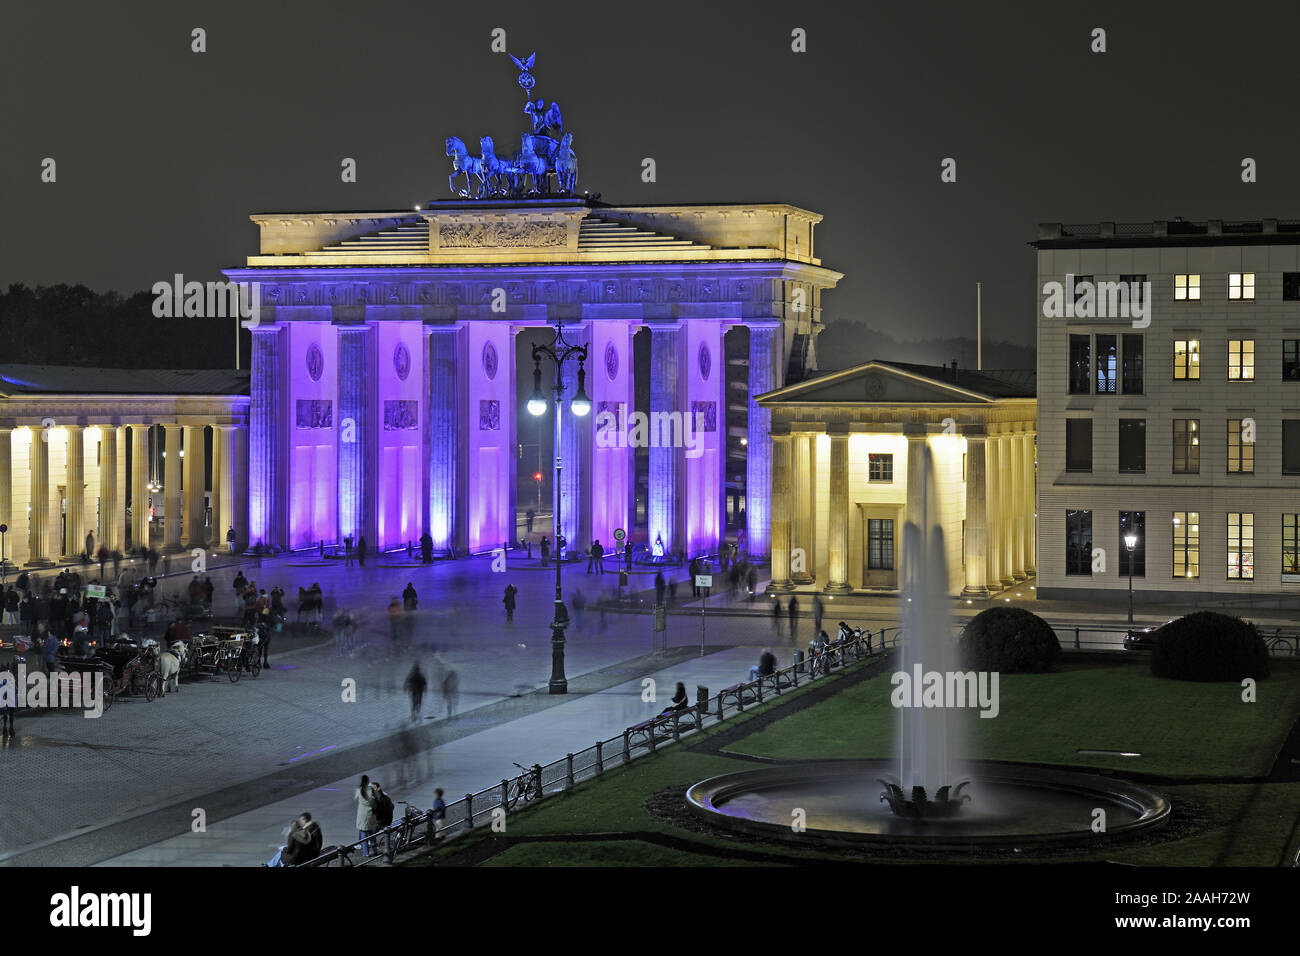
top-left (371, 781), bottom-right (395, 830)
top-left (430, 788), bottom-right (447, 838)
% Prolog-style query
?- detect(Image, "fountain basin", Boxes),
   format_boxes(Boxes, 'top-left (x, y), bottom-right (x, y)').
top-left (685, 759), bottom-right (1169, 848)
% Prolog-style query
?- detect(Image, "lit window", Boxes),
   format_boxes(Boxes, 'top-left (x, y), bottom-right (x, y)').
top-left (1227, 513), bottom-right (1254, 580)
top-left (1174, 339), bottom-right (1201, 380)
top-left (868, 453), bottom-right (893, 482)
top-left (1174, 274), bottom-right (1201, 301)
top-left (1228, 339), bottom-right (1255, 380)
top-left (1228, 273), bottom-right (1255, 300)
top-left (1173, 511), bottom-right (1200, 579)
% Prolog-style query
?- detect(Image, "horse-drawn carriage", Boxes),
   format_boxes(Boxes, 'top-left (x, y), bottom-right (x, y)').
top-left (56, 636), bottom-right (162, 711)
top-left (180, 626), bottom-right (260, 682)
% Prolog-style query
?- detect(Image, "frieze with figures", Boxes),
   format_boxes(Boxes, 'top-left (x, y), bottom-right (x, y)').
top-left (439, 221), bottom-right (568, 249)
top-left (691, 401), bottom-right (717, 432)
top-left (383, 400), bottom-right (419, 430)
top-left (480, 399), bottom-right (501, 431)
top-left (295, 400), bottom-right (333, 429)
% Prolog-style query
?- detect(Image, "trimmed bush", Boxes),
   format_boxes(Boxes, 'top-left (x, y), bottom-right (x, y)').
top-left (958, 607), bottom-right (1061, 673)
top-left (1150, 611), bottom-right (1270, 682)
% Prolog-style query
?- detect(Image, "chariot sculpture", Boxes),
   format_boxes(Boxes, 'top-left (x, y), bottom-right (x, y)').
top-left (445, 52), bottom-right (579, 199)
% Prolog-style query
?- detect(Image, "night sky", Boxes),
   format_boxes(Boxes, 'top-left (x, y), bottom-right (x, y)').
top-left (5, 0), bottom-right (1300, 351)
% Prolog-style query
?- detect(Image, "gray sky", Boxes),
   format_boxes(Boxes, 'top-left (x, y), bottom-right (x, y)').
top-left (3, 0), bottom-right (1297, 348)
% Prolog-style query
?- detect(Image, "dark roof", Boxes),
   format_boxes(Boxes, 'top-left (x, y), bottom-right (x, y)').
top-left (0, 366), bottom-right (249, 396)
top-left (1032, 218), bottom-right (1300, 249)
top-left (813, 361), bottom-right (1035, 399)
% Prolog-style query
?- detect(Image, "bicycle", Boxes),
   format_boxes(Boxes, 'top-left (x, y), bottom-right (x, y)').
top-left (383, 801), bottom-right (431, 863)
top-left (506, 762), bottom-right (544, 809)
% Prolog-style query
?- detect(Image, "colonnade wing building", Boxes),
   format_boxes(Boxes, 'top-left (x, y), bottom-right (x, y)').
top-left (224, 199), bottom-right (842, 558)
top-left (757, 361), bottom-right (1036, 596)
top-left (0, 366), bottom-right (250, 566)
top-left (1035, 218), bottom-right (1300, 602)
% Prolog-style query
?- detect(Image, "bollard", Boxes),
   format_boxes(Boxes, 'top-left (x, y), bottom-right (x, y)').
top-left (465, 793), bottom-right (474, 829)
top-left (1074, 626), bottom-right (1080, 649)
top-left (791, 661), bottom-right (799, 687)
top-left (696, 685), bottom-right (709, 718)
top-left (596, 739), bottom-right (604, 774)
top-left (565, 753), bottom-right (575, 790)
top-left (622, 729), bottom-right (631, 762)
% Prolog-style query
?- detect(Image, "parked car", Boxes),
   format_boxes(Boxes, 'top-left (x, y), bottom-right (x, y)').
top-left (1123, 621), bottom-right (1174, 651)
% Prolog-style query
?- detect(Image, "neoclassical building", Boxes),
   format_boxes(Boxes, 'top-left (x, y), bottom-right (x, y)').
top-left (0, 367), bottom-right (249, 566)
top-left (224, 199), bottom-right (842, 557)
top-left (757, 361), bottom-right (1036, 596)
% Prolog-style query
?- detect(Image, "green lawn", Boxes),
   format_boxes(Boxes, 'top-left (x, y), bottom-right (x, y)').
top-left (725, 660), bottom-right (1300, 778)
top-left (411, 657), bottom-right (1300, 867)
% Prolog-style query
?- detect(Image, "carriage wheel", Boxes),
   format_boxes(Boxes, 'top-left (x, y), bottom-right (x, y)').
top-left (227, 657), bottom-right (242, 683)
top-left (250, 654), bottom-right (261, 679)
top-left (102, 684), bottom-right (117, 712)
top-left (144, 674), bottom-right (160, 702)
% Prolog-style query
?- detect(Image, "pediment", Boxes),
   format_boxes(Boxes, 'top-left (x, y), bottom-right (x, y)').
top-left (758, 362), bottom-right (994, 406)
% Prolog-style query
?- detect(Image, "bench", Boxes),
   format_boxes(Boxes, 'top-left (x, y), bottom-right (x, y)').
top-left (720, 682), bottom-right (759, 711)
top-left (757, 669), bottom-right (796, 696)
top-left (625, 707), bottom-right (701, 753)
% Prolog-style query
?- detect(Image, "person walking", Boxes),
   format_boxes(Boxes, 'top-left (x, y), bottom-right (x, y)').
top-left (540, 535), bottom-right (550, 567)
top-left (502, 583), bottom-right (518, 622)
top-left (387, 597), bottom-right (403, 643)
top-left (357, 535), bottom-right (367, 567)
top-left (354, 775), bottom-right (378, 857)
top-left (591, 540), bottom-right (605, 575)
top-left (441, 664), bottom-right (459, 718)
top-left (258, 619), bottom-right (273, 668)
top-left (688, 558), bottom-right (700, 598)
top-left (403, 582), bottom-right (418, 612)
top-left (654, 570), bottom-right (666, 607)
top-left (344, 534), bottom-right (354, 567)
top-left (404, 662), bottom-right (427, 722)
top-left (812, 594), bottom-right (824, 641)
top-left (788, 595), bottom-right (800, 643)
top-left (772, 598), bottom-right (783, 638)
top-left (0, 668), bottom-right (15, 738)
top-left (430, 788), bottom-right (447, 838)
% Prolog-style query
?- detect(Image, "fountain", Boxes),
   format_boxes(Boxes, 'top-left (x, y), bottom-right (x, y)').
top-left (685, 445), bottom-right (1170, 850)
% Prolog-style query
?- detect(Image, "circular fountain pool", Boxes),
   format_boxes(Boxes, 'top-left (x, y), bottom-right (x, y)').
top-left (685, 759), bottom-right (1169, 847)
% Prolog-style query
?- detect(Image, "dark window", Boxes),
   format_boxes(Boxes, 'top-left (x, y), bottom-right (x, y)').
top-left (1227, 419), bottom-right (1255, 474)
top-left (1119, 274), bottom-right (1147, 312)
top-left (1095, 334), bottom-right (1117, 393)
top-left (868, 453), bottom-right (893, 482)
top-left (1122, 335), bottom-right (1144, 394)
top-left (867, 518), bottom-right (894, 570)
top-left (1066, 510), bottom-right (1093, 576)
top-left (1119, 511), bottom-right (1146, 577)
top-left (1066, 419), bottom-right (1093, 472)
top-left (1284, 514), bottom-right (1300, 576)
top-left (1173, 419), bottom-right (1200, 474)
top-left (1069, 334), bottom-right (1091, 394)
top-left (1284, 420), bottom-right (1300, 475)
top-left (1284, 273), bottom-right (1300, 301)
top-left (1285, 340), bottom-right (1300, 381)
top-left (1118, 419), bottom-right (1146, 473)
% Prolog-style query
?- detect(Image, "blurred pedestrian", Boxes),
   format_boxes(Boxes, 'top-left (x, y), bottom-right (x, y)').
top-left (404, 662), bottom-right (427, 722)
top-left (503, 583), bottom-right (518, 622)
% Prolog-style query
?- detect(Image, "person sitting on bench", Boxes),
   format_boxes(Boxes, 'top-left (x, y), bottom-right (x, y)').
top-left (660, 681), bottom-right (690, 716)
top-left (748, 648), bottom-right (777, 682)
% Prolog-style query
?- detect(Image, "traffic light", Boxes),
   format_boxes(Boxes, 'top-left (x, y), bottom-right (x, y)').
top-left (533, 471), bottom-right (543, 483)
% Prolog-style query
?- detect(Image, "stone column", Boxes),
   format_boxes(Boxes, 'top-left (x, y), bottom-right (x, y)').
top-left (109, 427), bottom-right (127, 551)
top-left (1010, 433), bottom-right (1027, 580)
top-left (746, 324), bottom-right (779, 562)
top-left (183, 425), bottom-right (206, 547)
top-left (97, 428), bottom-right (117, 553)
top-left (28, 428), bottom-right (50, 565)
top-left (130, 426), bottom-right (149, 549)
top-left (162, 424), bottom-right (183, 550)
top-left (997, 436), bottom-right (1015, 586)
top-left (904, 430), bottom-right (928, 534)
top-left (233, 424), bottom-right (249, 553)
top-left (648, 323), bottom-right (683, 556)
top-left (557, 323), bottom-right (592, 557)
top-left (427, 326), bottom-right (463, 553)
top-left (64, 426), bottom-right (84, 557)
top-left (338, 325), bottom-right (374, 549)
top-left (826, 426), bottom-right (850, 592)
top-left (962, 434), bottom-right (990, 597)
top-left (1023, 432), bottom-right (1036, 576)
top-left (986, 436), bottom-right (1002, 591)
top-left (0, 428), bottom-right (10, 569)
top-left (769, 428), bottom-right (793, 589)
top-left (790, 434), bottom-right (816, 583)
top-left (250, 327), bottom-right (286, 550)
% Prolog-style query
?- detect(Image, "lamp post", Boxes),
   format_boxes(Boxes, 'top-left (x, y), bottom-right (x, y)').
top-left (527, 321), bottom-right (591, 694)
top-left (1124, 532), bottom-right (1138, 625)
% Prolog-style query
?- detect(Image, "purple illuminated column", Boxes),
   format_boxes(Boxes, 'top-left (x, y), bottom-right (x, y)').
top-left (427, 325), bottom-right (464, 553)
top-left (684, 322), bottom-right (725, 555)
top-left (746, 323), bottom-right (780, 561)
top-left (648, 323), bottom-right (684, 556)
top-left (556, 323), bottom-right (591, 557)
top-left (589, 321), bottom-right (633, 545)
top-left (249, 326), bottom-right (287, 550)
top-left (337, 325), bottom-right (373, 545)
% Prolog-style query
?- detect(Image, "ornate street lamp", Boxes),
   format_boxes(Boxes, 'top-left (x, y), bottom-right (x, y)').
top-left (527, 321), bottom-right (590, 694)
top-left (1124, 532), bottom-right (1138, 624)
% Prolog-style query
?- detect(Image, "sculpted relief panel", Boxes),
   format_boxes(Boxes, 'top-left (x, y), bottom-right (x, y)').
top-left (438, 221), bottom-right (567, 248)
